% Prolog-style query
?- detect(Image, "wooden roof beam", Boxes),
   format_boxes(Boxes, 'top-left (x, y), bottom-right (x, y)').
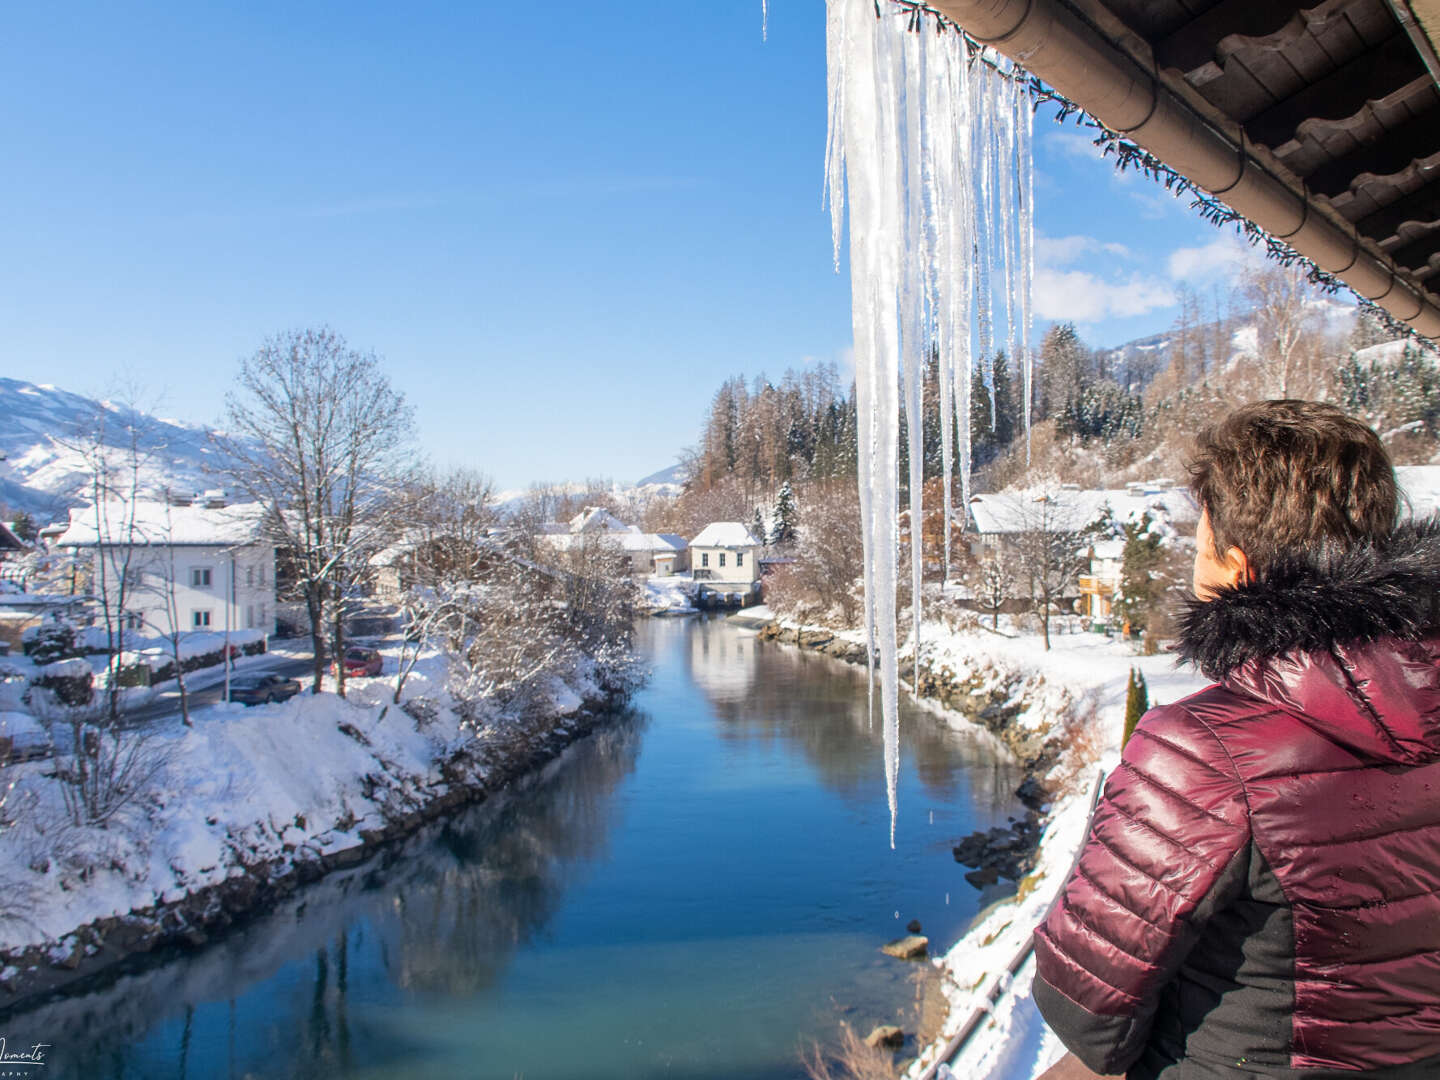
top-left (1358, 178), bottom-right (1440, 239)
top-left (929, 0), bottom-right (1440, 336)
top-left (1245, 33), bottom-right (1427, 149)
top-left (1155, 0), bottom-right (1309, 77)
top-left (1303, 108), bottom-right (1440, 197)
top-left (1388, 228), bottom-right (1440, 271)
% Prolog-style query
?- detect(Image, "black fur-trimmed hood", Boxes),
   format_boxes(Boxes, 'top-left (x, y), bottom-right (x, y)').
top-left (1176, 519), bottom-right (1440, 682)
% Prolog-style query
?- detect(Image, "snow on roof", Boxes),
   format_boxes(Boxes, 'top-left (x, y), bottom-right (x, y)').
top-left (690, 522), bottom-right (760, 548)
top-left (567, 507), bottom-right (632, 534)
top-left (542, 531), bottom-right (686, 553)
top-left (1091, 538), bottom-right (1125, 560)
top-left (1397, 466), bottom-right (1440, 519)
top-left (56, 501), bottom-right (267, 547)
top-left (968, 486), bottom-right (1197, 535)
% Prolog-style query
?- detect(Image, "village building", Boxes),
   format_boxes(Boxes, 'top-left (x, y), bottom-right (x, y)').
top-left (689, 522), bottom-right (762, 607)
top-left (537, 507), bottom-right (689, 576)
top-left (56, 494), bottom-right (277, 637)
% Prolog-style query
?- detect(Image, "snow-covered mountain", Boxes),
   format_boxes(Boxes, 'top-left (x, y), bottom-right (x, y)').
top-left (0, 378), bottom-right (238, 521)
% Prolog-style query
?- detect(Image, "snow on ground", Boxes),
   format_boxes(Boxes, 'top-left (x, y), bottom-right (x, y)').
top-left (639, 575), bottom-right (698, 614)
top-left (900, 618), bottom-right (1211, 1080)
top-left (0, 642), bottom-right (605, 955)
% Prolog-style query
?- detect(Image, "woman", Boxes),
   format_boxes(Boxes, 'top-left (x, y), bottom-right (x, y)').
top-left (1034, 400), bottom-right (1440, 1078)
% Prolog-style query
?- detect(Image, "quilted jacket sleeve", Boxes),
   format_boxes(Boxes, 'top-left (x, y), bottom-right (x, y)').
top-left (1032, 702), bottom-right (1251, 1076)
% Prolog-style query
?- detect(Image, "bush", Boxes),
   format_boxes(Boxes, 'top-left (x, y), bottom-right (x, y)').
top-left (34, 663), bottom-right (94, 707)
top-left (26, 623), bottom-right (79, 665)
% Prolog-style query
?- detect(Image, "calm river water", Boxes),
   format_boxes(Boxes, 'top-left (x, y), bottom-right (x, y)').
top-left (12, 616), bottom-right (1022, 1079)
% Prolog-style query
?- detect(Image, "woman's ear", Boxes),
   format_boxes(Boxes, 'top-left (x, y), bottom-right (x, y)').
top-left (1222, 545), bottom-right (1250, 587)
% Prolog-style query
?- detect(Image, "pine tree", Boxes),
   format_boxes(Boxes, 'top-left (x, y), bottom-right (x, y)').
top-left (770, 481), bottom-right (797, 547)
top-left (10, 510), bottom-right (37, 543)
top-left (1118, 514), bottom-right (1165, 637)
top-left (1122, 667), bottom-right (1148, 747)
top-left (752, 506), bottom-right (768, 548)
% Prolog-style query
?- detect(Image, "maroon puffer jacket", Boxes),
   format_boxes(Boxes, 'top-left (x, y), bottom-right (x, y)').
top-left (1033, 523), bottom-right (1440, 1078)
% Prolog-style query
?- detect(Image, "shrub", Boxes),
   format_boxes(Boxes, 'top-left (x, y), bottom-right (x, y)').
top-left (27, 623), bottom-right (79, 665)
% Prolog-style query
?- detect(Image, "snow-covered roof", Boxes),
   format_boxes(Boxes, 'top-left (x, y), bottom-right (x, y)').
top-left (541, 531), bottom-right (686, 554)
top-left (0, 591), bottom-right (86, 611)
top-left (968, 486), bottom-right (1197, 536)
top-left (1090, 538), bottom-right (1125, 561)
top-left (567, 507), bottom-right (631, 534)
top-left (690, 522), bottom-right (761, 548)
top-left (56, 501), bottom-right (268, 548)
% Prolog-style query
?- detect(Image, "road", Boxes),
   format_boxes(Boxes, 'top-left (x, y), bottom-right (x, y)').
top-left (121, 648), bottom-right (318, 725)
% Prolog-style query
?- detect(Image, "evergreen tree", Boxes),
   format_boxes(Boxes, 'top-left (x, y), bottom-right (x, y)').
top-left (1038, 323), bottom-right (1088, 423)
top-left (752, 506), bottom-right (768, 548)
top-left (770, 481), bottom-right (797, 546)
top-left (1118, 514), bottom-right (1166, 637)
top-left (970, 350), bottom-right (1017, 465)
top-left (10, 510), bottom-right (37, 543)
top-left (1122, 667), bottom-right (1148, 747)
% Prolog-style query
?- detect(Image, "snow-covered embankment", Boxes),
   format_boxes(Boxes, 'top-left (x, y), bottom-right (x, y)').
top-left (0, 648), bottom-right (630, 1011)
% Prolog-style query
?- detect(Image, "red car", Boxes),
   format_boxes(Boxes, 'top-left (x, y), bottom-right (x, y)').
top-left (336, 646), bottom-right (383, 678)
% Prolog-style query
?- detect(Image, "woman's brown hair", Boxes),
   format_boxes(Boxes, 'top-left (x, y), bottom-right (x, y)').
top-left (1188, 400), bottom-right (1398, 575)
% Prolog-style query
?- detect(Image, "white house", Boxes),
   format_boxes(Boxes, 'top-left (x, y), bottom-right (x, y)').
top-left (689, 522), bottom-right (762, 584)
top-left (966, 481), bottom-right (1198, 550)
top-left (57, 495), bottom-right (276, 637)
top-left (537, 507), bottom-right (689, 575)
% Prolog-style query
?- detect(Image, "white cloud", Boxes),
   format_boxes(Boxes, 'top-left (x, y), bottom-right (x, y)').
top-left (1036, 233), bottom-right (1133, 267)
top-left (1047, 129), bottom-right (1107, 163)
top-left (1166, 235), bottom-right (1264, 281)
top-left (1034, 268), bottom-right (1176, 322)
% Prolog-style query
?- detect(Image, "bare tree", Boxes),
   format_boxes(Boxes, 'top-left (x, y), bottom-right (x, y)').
top-left (137, 496), bottom-right (194, 725)
top-left (221, 328), bottom-right (416, 697)
top-left (1001, 488), bottom-right (1091, 650)
top-left (56, 394), bottom-right (165, 728)
top-left (765, 480), bottom-right (865, 627)
top-left (970, 546), bottom-right (1016, 630)
top-left (1241, 263), bottom-right (1329, 399)
top-left (391, 468), bottom-right (498, 704)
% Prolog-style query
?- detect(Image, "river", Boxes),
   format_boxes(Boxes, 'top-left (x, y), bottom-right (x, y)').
top-left (7, 616), bottom-right (1023, 1079)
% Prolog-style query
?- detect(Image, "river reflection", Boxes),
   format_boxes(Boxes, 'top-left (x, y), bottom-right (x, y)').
top-left (11, 617), bottom-right (1022, 1080)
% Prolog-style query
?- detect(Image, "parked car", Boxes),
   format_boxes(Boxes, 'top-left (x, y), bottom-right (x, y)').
top-left (336, 646), bottom-right (383, 678)
top-left (227, 672), bottom-right (303, 706)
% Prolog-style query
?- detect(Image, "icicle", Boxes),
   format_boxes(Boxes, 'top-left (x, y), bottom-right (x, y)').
top-left (824, 0), bottom-right (849, 271)
top-left (1016, 71), bottom-right (1036, 460)
top-left (900, 25), bottom-right (926, 697)
top-left (825, 0), bottom-right (1033, 844)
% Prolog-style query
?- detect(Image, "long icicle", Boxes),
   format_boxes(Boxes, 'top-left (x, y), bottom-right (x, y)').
top-left (826, 0), bottom-right (1033, 843)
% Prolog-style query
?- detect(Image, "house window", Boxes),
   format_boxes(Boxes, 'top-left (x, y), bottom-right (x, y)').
top-left (122, 612), bottom-right (142, 630)
top-left (246, 605), bottom-right (255, 628)
top-left (736, 552), bottom-right (744, 568)
top-left (246, 567), bottom-right (255, 587)
top-left (719, 553), bottom-right (727, 568)
top-left (701, 553), bottom-right (709, 567)
top-left (191, 567), bottom-right (212, 588)
top-left (192, 610), bottom-right (212, 628)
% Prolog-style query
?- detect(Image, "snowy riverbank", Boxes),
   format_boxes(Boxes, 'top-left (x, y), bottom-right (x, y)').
top-left (752, 609), bottom-right (1210, 1078)
top-left (0, 645), bottom-right (631, 1011)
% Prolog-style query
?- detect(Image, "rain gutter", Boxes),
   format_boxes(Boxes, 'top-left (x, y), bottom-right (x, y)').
top-left (929, 0), bottom-right (1440, 338)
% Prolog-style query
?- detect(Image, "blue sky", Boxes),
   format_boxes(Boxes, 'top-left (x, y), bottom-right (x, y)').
top-left (1, 2), bottom-right (1264, 490)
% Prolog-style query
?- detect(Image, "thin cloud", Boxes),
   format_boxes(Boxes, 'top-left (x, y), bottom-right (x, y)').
top-left (1037, 233), bottom-right (1133, 267)
top-left (1167, 235), bottom-right (1264, 281)
top-left (1035, 268), bottom-right (1175, 322)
